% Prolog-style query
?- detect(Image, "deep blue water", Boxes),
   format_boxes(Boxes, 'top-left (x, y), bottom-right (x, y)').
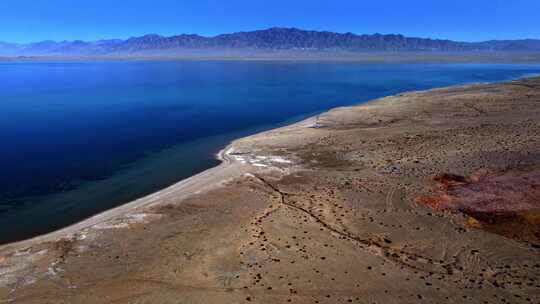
top-left (1, 61), bottom-right (540, 243)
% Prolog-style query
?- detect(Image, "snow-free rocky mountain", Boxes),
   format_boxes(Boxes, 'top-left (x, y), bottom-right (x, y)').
top-left (2, 27), bottom-right (540, 56)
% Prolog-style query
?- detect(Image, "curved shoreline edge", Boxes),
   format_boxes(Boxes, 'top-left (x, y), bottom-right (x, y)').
top-left (2, 74), bottom-right (540, 302)
top-left (0, 149), bottom-right (238, 252)
top-left (0, 74), bottom-right (536, 252)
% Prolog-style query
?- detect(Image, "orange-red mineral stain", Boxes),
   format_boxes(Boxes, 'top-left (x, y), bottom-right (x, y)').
top-left (417, 167), bottom-right (540, 246)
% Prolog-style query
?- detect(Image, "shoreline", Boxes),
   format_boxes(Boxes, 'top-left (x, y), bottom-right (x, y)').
top-left (1, 74), bottom-right (539, 302)
top-left (0, 146), bottom-right (239, 252)
top-left (0, 75), bottom-right (536, 252)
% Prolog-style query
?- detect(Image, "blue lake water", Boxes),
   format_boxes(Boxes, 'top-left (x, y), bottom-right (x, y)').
top-left (1, 61), bottom-right (540, 243)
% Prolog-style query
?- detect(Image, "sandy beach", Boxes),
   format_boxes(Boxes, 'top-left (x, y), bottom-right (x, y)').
top-left (1, 76), bottom-right (539, 303)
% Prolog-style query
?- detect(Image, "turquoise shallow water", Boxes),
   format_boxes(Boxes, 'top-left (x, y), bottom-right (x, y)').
top-left (1, 61), bottom-right (540, 243)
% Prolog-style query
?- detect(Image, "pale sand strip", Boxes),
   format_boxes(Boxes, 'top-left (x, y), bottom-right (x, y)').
top-left (0, 112), bottom-right (314, 252)
top-left (0, 146), bottom-right (248, 252)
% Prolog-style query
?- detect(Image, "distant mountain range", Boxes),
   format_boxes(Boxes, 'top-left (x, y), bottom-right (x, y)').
top-left (1, 27), bottom-right (540, 56)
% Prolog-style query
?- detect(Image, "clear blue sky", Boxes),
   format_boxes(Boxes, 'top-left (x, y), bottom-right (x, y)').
top-left (1, 0), bottom-right (539, 43)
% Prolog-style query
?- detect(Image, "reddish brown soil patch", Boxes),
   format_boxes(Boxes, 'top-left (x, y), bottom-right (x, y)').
top-left (417, 167), bottom-right (540, 246)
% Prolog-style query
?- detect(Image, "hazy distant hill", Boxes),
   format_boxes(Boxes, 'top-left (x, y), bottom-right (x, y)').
top-left (1, 27), bottom-right (540, 56)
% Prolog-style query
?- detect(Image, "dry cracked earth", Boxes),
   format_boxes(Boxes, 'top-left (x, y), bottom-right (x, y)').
top-left (1, 77), bottom-right (540, 303)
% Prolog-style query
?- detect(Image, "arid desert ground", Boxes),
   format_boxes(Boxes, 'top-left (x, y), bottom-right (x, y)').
top-left (1, 77), bottom-right (540, 303)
